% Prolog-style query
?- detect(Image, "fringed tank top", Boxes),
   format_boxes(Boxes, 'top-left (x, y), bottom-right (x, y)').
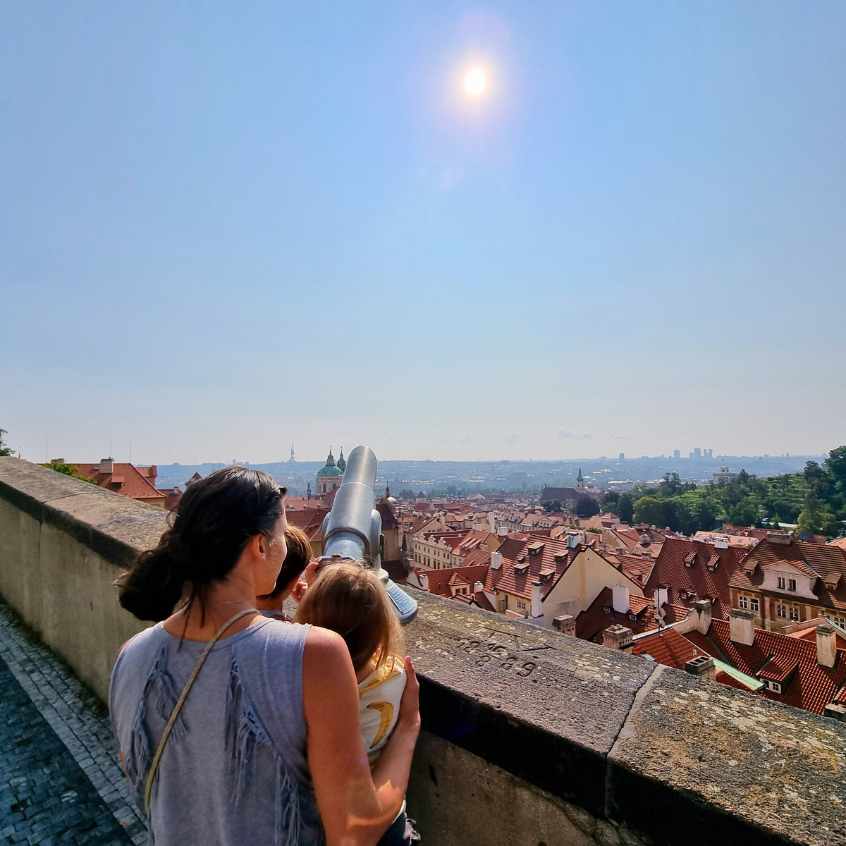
top-left (109, 618), bottom-right (324, 845)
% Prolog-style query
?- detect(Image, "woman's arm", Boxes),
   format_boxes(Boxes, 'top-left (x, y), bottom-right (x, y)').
top-left (303, 629), bottom-right (419, 846)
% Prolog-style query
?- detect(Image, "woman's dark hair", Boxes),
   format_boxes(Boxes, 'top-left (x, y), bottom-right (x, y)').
top-left (257, 525), bottom-right (313, 600)
top-left (117, 467), bottom-right (286, 622)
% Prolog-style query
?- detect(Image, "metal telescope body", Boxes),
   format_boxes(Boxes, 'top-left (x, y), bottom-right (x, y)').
top-left (319, 445), bottom-right (417, 624)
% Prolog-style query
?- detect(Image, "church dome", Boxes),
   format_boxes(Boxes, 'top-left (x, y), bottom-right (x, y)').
top-left (317, 448), bottom-right (343, 478)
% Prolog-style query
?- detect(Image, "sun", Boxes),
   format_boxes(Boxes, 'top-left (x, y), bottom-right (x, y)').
top-left (462, 65), bottom-right (488, 99)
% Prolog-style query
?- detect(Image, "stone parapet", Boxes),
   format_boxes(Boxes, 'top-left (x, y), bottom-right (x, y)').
top-left (1, 458), bottom-right (844, 846)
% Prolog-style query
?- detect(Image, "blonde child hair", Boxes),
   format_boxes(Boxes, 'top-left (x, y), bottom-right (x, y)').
top-left (295, 562), bottom-right (404, 674)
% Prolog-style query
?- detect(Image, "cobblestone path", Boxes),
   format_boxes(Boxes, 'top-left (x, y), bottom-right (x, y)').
top-left (0, 600), bottom-right (146, 845)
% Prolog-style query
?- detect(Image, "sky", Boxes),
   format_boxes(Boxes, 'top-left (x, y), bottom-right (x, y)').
top-left (3, 2), bottom-right (845, 464)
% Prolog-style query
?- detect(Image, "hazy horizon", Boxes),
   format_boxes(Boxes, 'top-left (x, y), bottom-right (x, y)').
top-left (4, 3), bottom-right (844, 464)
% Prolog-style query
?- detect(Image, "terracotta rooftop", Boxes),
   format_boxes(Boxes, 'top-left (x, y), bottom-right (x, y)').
top-left (72, 462), bottom-right (166, 503)
top-left (576, 588), bottom-right (688, 643)
top-left (645, 537), bottom-right (745, 620)
top-left (730, 538), bottom-right (846, 612)
top-left (683, 618), bottom-right (846, 715)
top-left (484, 536), bottom-right (576, 602)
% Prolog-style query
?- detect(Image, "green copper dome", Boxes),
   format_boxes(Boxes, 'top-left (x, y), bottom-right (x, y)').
top-left (317, 448), bottom-right (343, 477)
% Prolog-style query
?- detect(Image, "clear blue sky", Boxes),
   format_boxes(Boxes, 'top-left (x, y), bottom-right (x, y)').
top-left (3, 2), bottom-right (844, 464)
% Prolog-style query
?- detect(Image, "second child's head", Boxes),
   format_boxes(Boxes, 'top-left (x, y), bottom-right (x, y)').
top-left (295, 563), bottom-right (403, 674)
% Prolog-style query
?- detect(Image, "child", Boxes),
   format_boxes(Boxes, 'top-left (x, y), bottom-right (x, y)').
top-left (255, 525), bottom-right (314, 619)
top-left (295, 562), bottom-right (419, 845)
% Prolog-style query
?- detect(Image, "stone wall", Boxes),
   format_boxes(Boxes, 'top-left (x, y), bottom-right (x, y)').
top-left (1, 458), bottom-right (845, 846)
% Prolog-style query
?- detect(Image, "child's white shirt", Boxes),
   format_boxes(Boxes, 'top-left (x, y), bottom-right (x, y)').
top-left (357, 655), bottom-right (407, 763)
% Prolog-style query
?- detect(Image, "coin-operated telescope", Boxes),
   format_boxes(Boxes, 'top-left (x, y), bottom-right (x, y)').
top-left (319, 445), bottom-right (417, 624)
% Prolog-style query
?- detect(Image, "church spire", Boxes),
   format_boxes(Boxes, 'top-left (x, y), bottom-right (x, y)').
top-left (337, 446), bottom-right (346, 473)
top-left (577, 467), bottom-right (584, 488)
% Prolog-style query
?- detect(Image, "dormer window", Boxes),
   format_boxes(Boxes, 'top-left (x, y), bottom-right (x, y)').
top-left (766, 681), bottom-right (782, 693)
top-left (788, 578), bottom-right (796, 592)
top-left (684, 552), bottom-right (696, 568)
top-left (777, 576), bottom-right (786, 590)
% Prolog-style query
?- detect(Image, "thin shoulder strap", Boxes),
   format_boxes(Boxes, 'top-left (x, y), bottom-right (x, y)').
top-left (143, 608), bottom-right (258, 818)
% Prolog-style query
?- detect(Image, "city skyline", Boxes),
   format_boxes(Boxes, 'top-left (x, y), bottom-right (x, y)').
top-left (4, 3), bottom-right (845, 464)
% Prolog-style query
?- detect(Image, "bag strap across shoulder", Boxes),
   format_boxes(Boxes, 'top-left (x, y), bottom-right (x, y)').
top-left (143, 608), bottom-right (258, 818)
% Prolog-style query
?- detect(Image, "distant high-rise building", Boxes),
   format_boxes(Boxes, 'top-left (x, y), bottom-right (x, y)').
top-left (288, 443), bottom-right (296, 463)
top-left (692, 448), bottom-right (702, 460)
top-left (704, 448), bottom-right (713, 459)
top-left (618, 452), bottom-right (625, 462)
top-left (673, 449), bottom-right (681, 459)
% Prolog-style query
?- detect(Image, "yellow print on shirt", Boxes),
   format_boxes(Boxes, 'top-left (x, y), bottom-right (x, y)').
top-left (366, 702), bottom-right (394, 749)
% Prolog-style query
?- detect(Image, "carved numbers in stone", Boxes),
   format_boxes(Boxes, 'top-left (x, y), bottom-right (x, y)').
top-left (459, 638), bottom-right (538, 677)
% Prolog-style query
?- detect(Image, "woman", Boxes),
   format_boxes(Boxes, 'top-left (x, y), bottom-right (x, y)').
top-left (109, 467), bottom-right (420, 845)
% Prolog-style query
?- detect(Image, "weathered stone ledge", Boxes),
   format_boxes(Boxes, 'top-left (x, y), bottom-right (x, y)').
top-left (1, 458), bottom-right (845, 846)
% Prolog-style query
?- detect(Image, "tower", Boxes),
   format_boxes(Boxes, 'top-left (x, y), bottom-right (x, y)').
top-left (577, 467), bottom-right (584, 489)
top-left (337, 447), bottom-right (346, 473)
top-left (316, 447), bottom-right (344, 495)
top-left (288, 443), bottom-right (296, 463)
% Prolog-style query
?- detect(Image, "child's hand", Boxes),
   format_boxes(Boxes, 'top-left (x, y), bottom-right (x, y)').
top-left (398, 657), bottom-right (421, 735)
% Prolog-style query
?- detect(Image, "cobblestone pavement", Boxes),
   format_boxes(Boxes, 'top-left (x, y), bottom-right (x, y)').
top-left (0, 600), bottom-right (146, 845)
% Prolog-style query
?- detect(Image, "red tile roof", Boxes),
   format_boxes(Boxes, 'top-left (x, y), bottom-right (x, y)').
top-left (484, 536), bottom-right (576, 602)
top-left (645, 538), bottom-right (745, 620)
top-left (286, 507), bottom-right (329, 539)
top-left (73, 462), bottom-right (166, 504)
top-left (730, 538), bottom-right (846, 611)
top-left (419, 564), bottom-right (490, 598)
top-left (576, 588), bottom-right (688, 643)
top-left (684, 619), bottom-right (846, 715)
top-left (632, 628), bottom-right (704, 669)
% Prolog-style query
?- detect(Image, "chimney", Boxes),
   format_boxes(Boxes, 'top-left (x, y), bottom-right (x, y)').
top-left (553, 614), bottom-right (575, 636)
top-left (147, 464), bottom-right (157, 483)
top-left (488, 512), bottom-right (496, 533)
top-left (473, 580), bottom-right (484, 593)
top-left (767, 532), bottom-right (792, 545)
top-left (530, 580), bottom-right (543, 618)
top-left (612, 584), bottom-right (630, 614)
top-left (99, 457), bottom-right (114, 474)
top-left (418, 573), bottom-right (429, 592)
top-left (816, 623), bottom-right (837, 669)
top-left (729, 609), bottom-right (755, 646)
top-left (602, 624), bottom-right (633, 652)
top-left (685, 655), bottom-right (716, 681)
top-left (692, 599), bottom-right (712, 635)
top-left (497, 526), bottom-right (508, 537)
top-left (713, 537), bottom-right (729, 550)
top-left (490, 551), bottom-right (503, 570)
top-left (654, 586), bottom-right (669, 625)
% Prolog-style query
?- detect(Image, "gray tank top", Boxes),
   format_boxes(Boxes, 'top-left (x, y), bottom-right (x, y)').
top-left (109, 618), bottom-right (324, 845)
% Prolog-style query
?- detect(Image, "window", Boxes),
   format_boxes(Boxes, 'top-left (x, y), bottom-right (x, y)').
top-left (767, 681), bottom-right (782, 693)
top-left (788, 578), bottom-right (796, 592)
top-left (789, 605), bottom-right (801, 622)
top-left (750, 597), bottom-right (760, 613)
top-left (776, 602), bottom-right (787, 619)
top-left (777, 576), bottom-right (786, 590)
top-left (738, 596), bottom-right (749, 610)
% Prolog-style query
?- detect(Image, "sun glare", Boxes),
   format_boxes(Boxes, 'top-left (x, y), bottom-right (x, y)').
top-left (462, 65), bottom-right (488, 99)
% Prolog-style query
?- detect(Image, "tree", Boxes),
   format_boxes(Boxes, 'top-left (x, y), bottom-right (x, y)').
top-left (576, 497), bottom-right (600, 519)
top-left (797, 491), bottom-right (838, 537)
top-left (633, 496), bottom-right (667, 528)
top-left (0, 428), bottom-right (13, 457)
top-left (617, 493), bottom-right (634, 523)
top-left (825, 446), bottom-right (846, 490)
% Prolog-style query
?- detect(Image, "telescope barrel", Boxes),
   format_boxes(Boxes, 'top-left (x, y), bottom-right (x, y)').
top-left (322, 446), bottom-right (380, 564)
top-left (318, 445), bottom-right (417, 624)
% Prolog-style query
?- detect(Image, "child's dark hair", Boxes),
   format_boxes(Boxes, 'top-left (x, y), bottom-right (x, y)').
top-left (117, 466), bottom-right (286, 622)
top-left (295, 563), bottom-right (403, 674)
top-left (257, 525), bottom-right (313, 600)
